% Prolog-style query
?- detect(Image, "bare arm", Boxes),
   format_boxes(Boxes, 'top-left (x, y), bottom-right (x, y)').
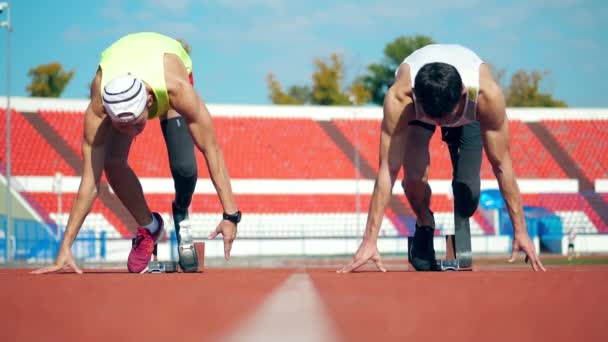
top-left (164, 55), bottom-right (238, 259)
top-left (364, 89), bottom-right (409, 242)
top-left (33, 72), bottom-right (109, 274)
top-left (478, 65), bottom-right (545, 271)
top-left (337, 68), bottom-right (412, 273)
top-left (478, 75), bottom-right (526, 235)
top-left (363, 65), bottom-right (412, 242)
top-left (166, 57), bottom-right (237, 214)
top-left (60, 74), bottom-right (109, 251)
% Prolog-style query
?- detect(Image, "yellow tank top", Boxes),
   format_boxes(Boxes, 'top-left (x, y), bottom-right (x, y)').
top-left (98, 32), bottom-right (193, 118)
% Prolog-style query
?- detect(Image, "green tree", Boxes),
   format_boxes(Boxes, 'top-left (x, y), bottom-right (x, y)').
top-left (26, 62), bottom-right (75, 98)
top-left (266, 73), bottom-right (303, 104)
top-left (349, 80), bottom-right (372, 105)
top-left (287, 85), bottom-right (312, 104)
top-left (362, 35), bottom-right (435, 105)
top-left (311, 54), bottom-right (351, 105)
top-left (506, 70), bottom-right (567, 107)
top-left (176, 38), bottom-right (192, 55)
top-left (267, 53), bottom-right (369, 106)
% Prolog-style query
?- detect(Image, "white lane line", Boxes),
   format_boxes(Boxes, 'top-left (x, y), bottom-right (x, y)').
top-left (223, 272), bottom-right (339, 342)
top-left (15, 176), bottom-right (581, 194)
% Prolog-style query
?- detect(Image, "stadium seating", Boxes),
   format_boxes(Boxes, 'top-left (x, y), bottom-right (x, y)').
top-left (0, 109), bottom-right (74, 176)
top-left (27, 193), bottom-right (129, 238)
top-left (334, 119), bottom-right (568, 179)
top-left (215, 117), bottom-right (356, 179)
top-left (1, 107), bottom-right (606, 238)
top-left (522, 194), bottom-right (601, 233)
top-left (542, 120), bottom-right (608, 181)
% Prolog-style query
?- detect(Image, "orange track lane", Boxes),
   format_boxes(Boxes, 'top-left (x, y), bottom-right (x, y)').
top-left (2, 266), bottom-right (608, 342)
top-left (310, 265), bottom-right (608, 342)
top-left (0, 269), bottom-right (292, 342)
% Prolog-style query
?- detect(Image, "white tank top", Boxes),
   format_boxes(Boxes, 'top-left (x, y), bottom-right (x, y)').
top-left (398, 44), bottom-right (483, 127)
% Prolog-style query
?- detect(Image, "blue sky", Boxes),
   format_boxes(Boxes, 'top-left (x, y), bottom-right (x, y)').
top-left (0, 0), bottom-right (606, 106)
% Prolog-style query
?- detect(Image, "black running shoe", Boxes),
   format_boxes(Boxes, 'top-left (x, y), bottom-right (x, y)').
top-left (409, 223), bottom-right (438, 271)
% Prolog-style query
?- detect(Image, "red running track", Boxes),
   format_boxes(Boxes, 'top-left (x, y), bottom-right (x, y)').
top-left (1, 265), bottom-right (607, 342)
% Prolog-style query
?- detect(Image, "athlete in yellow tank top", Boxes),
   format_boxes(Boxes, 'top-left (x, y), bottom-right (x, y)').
top-left (33, 32), bottom-right (240, 274)
top-left (99, 32), bottom-right (192, 119)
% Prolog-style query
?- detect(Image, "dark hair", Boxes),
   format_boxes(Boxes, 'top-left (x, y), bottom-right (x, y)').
top-left (413, 62), bottom-right (463, 119)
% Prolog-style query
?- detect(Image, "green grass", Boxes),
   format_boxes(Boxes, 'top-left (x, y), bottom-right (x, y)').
top-left (481, 255), bottom-right (608, 266)
top-left (537, 257), bottom-right (608, 265)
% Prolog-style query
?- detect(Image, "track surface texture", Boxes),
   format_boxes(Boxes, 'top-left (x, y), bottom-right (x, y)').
top-left (1, 262), bottom-right (607, 342)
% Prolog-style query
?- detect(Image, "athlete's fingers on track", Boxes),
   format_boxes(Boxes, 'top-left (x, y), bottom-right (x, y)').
top-left (31, 265), bottom-right (62, 274)
top-left (508, 249), bottom-right (518, 263)
top-left (531, 255), bottom-right (546, 272)
top-left (374, 258), bottom-right (387, 272)
top-left (536, 258), bottom-right (547, 272)
top-left (530, 258), bottom-right (539, 271)
top-left (68, 260), bottom-right (83, 274)
top-left (337, 258), bottom-right (367, 274)
top-left (223, 239), bottom-right (233, 260)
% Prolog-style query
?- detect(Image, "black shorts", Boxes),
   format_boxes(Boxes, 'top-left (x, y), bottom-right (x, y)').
top-left (408, 120), bottom-right (482, 147)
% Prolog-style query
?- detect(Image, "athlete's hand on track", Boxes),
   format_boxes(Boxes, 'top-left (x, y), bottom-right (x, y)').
top-left (31, 248), bottom-right (83, 274)
top-left (337, 239), bottom-right (387, 273)
top-left (208, 220), bottom-right (237, 260)
top-left (508, 232), bottom-right (546, 271)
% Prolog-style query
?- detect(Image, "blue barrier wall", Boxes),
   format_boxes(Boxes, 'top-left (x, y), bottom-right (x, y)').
top-left (479, 190), bottom-right (563, 253)
top-left (0, 215), bottom-right (106, 261)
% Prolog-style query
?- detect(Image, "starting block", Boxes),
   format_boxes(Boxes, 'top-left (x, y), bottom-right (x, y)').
top-left (407, 210), bottom-right (473, 272)
top-left (146, 242), bottom-right (205, 273)
top-left (435, 258), bottom-right (472, 271)
top-left (435, 211), bottom-right (473, 271)
top-left (148, 261), bottom-right (178, 273)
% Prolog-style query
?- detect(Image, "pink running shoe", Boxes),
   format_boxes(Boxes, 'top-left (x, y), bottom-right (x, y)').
top-left (128, 213), bottom-right (165, 273)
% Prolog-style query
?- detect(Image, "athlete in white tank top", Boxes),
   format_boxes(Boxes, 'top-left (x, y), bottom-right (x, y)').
top-left (339, 44), bottom-right (546, 273)
top-left (398, 44), bottom-right (484, 127)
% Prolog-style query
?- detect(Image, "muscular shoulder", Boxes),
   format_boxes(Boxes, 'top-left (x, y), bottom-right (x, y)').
top-left (163, 53), bottom-right (192, 97)
top-left (383, 64), bottom-right (415, 134)
top-left (392, 63), bottom-right (413, 95)
top-left (89, 68), bottom-right (106, 117)
top-left (477, 64), bottom-right (506, 130)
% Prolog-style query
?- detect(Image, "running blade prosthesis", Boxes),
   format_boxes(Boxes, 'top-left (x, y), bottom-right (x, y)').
top-left (146, 242), bottom-right (205, 273)
top-left (177, 219), bottom-right (199, 273)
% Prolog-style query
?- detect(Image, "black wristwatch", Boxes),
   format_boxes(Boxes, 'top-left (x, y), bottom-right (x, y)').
top-left (223, 210), bottom-right (242, 224)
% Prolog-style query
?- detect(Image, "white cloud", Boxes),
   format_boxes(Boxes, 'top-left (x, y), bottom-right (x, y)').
top-left (152, 22), bottom-right (200, 38)
top-left (473, 2), bottom-right (536, 30)
top-left (148, 0), bottom-right (192, 13)
top-left (100, 0), bottom-right (128, 20)
top-left (210, 0), bottom-right (287, 12)
top-left (63, 26), bottom-right (90, 43)
top-left (568, 6), bottom-right (607, 29)
top-left (135, 10), bottom-right (156, 21)
top-left (568, 38), bottom-right (600, 50)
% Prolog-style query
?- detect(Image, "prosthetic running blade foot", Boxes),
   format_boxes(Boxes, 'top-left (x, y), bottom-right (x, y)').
top-left (176, 219), bottom-right (198, 273)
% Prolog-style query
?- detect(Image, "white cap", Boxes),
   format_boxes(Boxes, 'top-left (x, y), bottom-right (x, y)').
top-left (102, 75), bottom-right (147, 123)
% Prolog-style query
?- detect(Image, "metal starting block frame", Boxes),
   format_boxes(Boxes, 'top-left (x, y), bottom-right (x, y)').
top-left (145, 242), bottom-right (205, 273)
top-left (435, 258), bottom-right (472, 271)
top-left (147, 261), bottom-right (178, 273)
